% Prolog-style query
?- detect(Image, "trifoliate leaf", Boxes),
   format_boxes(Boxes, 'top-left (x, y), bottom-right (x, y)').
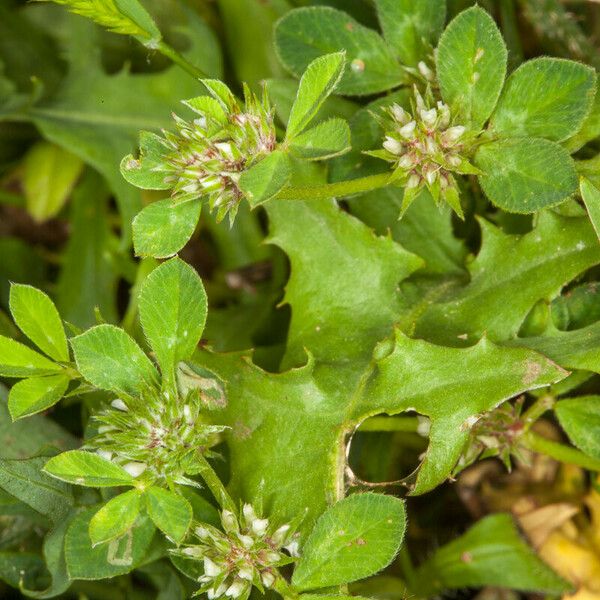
top-left (138, 258), bottom-right (207, 383)
top-left (285, 52), bottom-right (345, 140)
top-left (132, 199), bottom-right (201, 259)
top-left (436, 6), bottom-right (507, 129)
top-left (490, 57), bottom-right (596, 142)
top-left (475, 137), bottom-right (578, 212)
top-left (0, 336), bottom-right (62, 378)
top-left (239, 150), bottom-right (291, 208)
top-left (292, 493), bottom-right (406, 590)
top-left (8, 373), bottom-right (70, 421)
top-left (9, 284), bottom-right (69, 362)
top-left (274, 7), bottom-right (406, 96)
top-left (288, 118), bottom-right (351, 161)
top-left (44, 450), bottom-right (135, 488)
top-left (89, 490), bottom-right (142, 546)
top-left (374, 0), bottom-right (446, 66)
top-left (145, 487), bottom-right (193, 543)
top-left (555, 396), bottom-right (600, 460)
top-left (70, 324), bottom-right (159, 395)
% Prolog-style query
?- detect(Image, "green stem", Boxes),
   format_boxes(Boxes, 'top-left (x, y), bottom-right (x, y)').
top-left (273, 576), bottom-right (299, 600)
top-left (521, 394), bottom-right (555, 430)
top-left (359, 416), bottom-right (421, 433)
top-left (194, 454), bottom-right (237, 514)
top-left (277, 173), bottom-right (393, 201)
top-left (398, 544), bottom-right (417, 593)
top-left (156, 41), bottom-right (207, 80)
top-left (523, 431), bottom-right (600, 471)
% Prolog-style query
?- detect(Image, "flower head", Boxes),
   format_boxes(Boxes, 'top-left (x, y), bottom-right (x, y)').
top-left (154, 82), bottom-right (277, 223)
top-left (88, 386), bottom-right (227, 488)
top-left (174, 505), bottom-right (300, 599)
top-left (369, 86), bottom-right (480, 217)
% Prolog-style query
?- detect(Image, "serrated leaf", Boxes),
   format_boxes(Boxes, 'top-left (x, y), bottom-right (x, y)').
top-left (8, 373), bottom-right (70, 420)
top-left (239, 150), bottom-right (290, 208)
top-left (288, 118), bottom-right (351, 161)
top-left (475, 137), bottom-right (578, 213)
top-left (374, 0), bottom-right (446, 66)
top-left (414, 211), bottom-right (600, 344)
top-left (292, 493), bottom-right (406, 590)
top-left (145, 487), bottom-right (192, 543)
top-left (44, 450), bottom-right (135, 487)
top-left (9, 284), bottom-right (69, 361)
top-left (580, 177), bottom-right (600, 242)
top-left (274, 7), bottom-right (406, 96)
top-left (436, 6), bottom-right (507, 129)
top-left (286, 52), bottom-right (345, 139)
top-left (491, 57), bottom-right (596, 142)
top-left (412, 514), bottom-right (569, 594)
top-left (121, 132), bottom-right (171, 191)
top-left (22, 141), bottom-right (83, 222)
top-left (139, 258), bottom-right (207, 384)
top-left (0, 335), bottom-right (62, 378)
top-left (555, 396), bottom-right (600, 459)
top-left (70, 324), bottom-right (159, 395)
top-left (89, 490), bottom-right (142, 546)
top-left (133, 199), bottom-right (201, 259)
top-left (65, 507), bottom-right (155, 579)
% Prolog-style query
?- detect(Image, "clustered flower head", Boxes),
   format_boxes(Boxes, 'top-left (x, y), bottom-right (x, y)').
top-left (369, 86), bottom-right (479, 217)
top-left (174, 504), bottom-right (300, 599)
top-left (89, 386), bottom-right (227, 487)
top-left (156, 81), bottom-right (277, 223)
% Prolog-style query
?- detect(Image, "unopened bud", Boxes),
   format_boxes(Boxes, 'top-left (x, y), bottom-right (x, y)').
top-left (390, 104), bottom-right (409, 124)
top-left (420, 108), bottom-right (437, 127)
top-left (383, 136), bottom-right (403, 155)
top-left (123, 462), bottom-right (147, 477)
top-left (399, 121), bottom-right (417, 139)
top-left (111, 399), bottom-right (128, 411)
top-left (418, 61), bottom-right (434, 81)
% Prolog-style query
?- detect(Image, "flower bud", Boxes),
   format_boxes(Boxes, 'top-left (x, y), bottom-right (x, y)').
top-left (383, 136), bottom-right (403, 155)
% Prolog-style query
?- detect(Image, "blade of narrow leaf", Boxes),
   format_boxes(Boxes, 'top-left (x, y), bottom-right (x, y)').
top-left (44, 450), bottom-right (135, 487)
top-left (0, 335), bottom-right (62, 378)
top-left (285, 52), bottom-right (345, 140)
top-left (555, 396), bottom-right (600, 460)
top-left (65, 508), bottom-right (155, 579)
top-left (580, 177), bottom-right (600, 242)
top-left (475, 137), bottom-right (577, 213)
top-left (139, 258), bottom-right (207, 383)
top-left (274, 7), bottom-right (406, 96)
top-left (70, 324), bottom-right (158, 395)
top-left (89, 490), bottom-right (142, 546)
top-left (133, 199), bottom-right (201, 259)
top-left (436, 6), bottom-right (507, 129)
top-left (374, 0), bottom-right (446, 66)
top-left (412, 514), bottom-right (569, 594)
top-left (113, 0), bottom-right (162, 43)
top-left (239, 150), bottom-right (290, 208)
top-left (288, 118), bottom-right (351, 161)
top-left (490, 57), bottom-right (596, 142)
top-left (292, 493), bottom-right (406, 590)
top-left (9, 284), bottom-right (69, 361)
top-left (8, 373), bottom-right (70, 420)
top-left (145, 487), bottom-right (192, 543)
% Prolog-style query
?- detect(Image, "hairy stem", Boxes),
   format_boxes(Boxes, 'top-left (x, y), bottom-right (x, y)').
top-left (156, 41), bottom-right (207, 80)
top-left (523, 431), bottom-right (600, 471)
top-left (277, 173), bottom-right (393, 201)
top-left (194, 454), bottom-right (237, 514)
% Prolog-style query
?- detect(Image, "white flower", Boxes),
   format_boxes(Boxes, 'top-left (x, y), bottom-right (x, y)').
top-left (383, 136), bottom-right (403, 154)
top-left (123, 462), bottom-right (147, 477)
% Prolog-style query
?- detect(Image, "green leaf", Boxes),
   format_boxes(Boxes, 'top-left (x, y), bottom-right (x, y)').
top-left (285, 52), bottom-right (345, 140)
top-left (412, 514), bottom-right (569, 594)
top-left (292, 493), bottom-right (406, 590)
top-left (89, 490), bottom-right (142, 546)
top-left (0, 335), bottom-right (62, 378)
top-left (555, 396), bottom-right (600, 460)
top-left (9, 284), bottom-right (69, 361)
top-left (414, 211), bottom-right (600, 344)
top-left (145, 487), bottom-right (192, 543)
top-left (70, 324), bottom-right (159, 395)
top-left (580, 176), bottom-right (600, 242)
top-left (65, 507), bottom-right (155, 579)
top-left (139, 258), bottom-right (207, 382)
top-left (436, 6), bottom-right (507, 129)
top-left (22, 141), bottom-right (83, 222)
top-left (374, 0), bottom-right (446, 66)
top-left (44, 450), bottom-right (135, 487)
top-left (8, 373), bottom-right (70, 420)
top-left (113, 0), bottom-right (162, 43)
top-left (475, 138), bottom-right (577, 212)
top-left (288, 118), bottom-right (351, 161)
top-left (490, 57), bottom-right (596, 142)
top-left (274, 7), bottom-right (406, 96)
top-left (239, 151), bottom-right (291, 208)
top-left (133, 199), bottom-right (201, 259)
top-left (121, 131), bottom-right (171, 191)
